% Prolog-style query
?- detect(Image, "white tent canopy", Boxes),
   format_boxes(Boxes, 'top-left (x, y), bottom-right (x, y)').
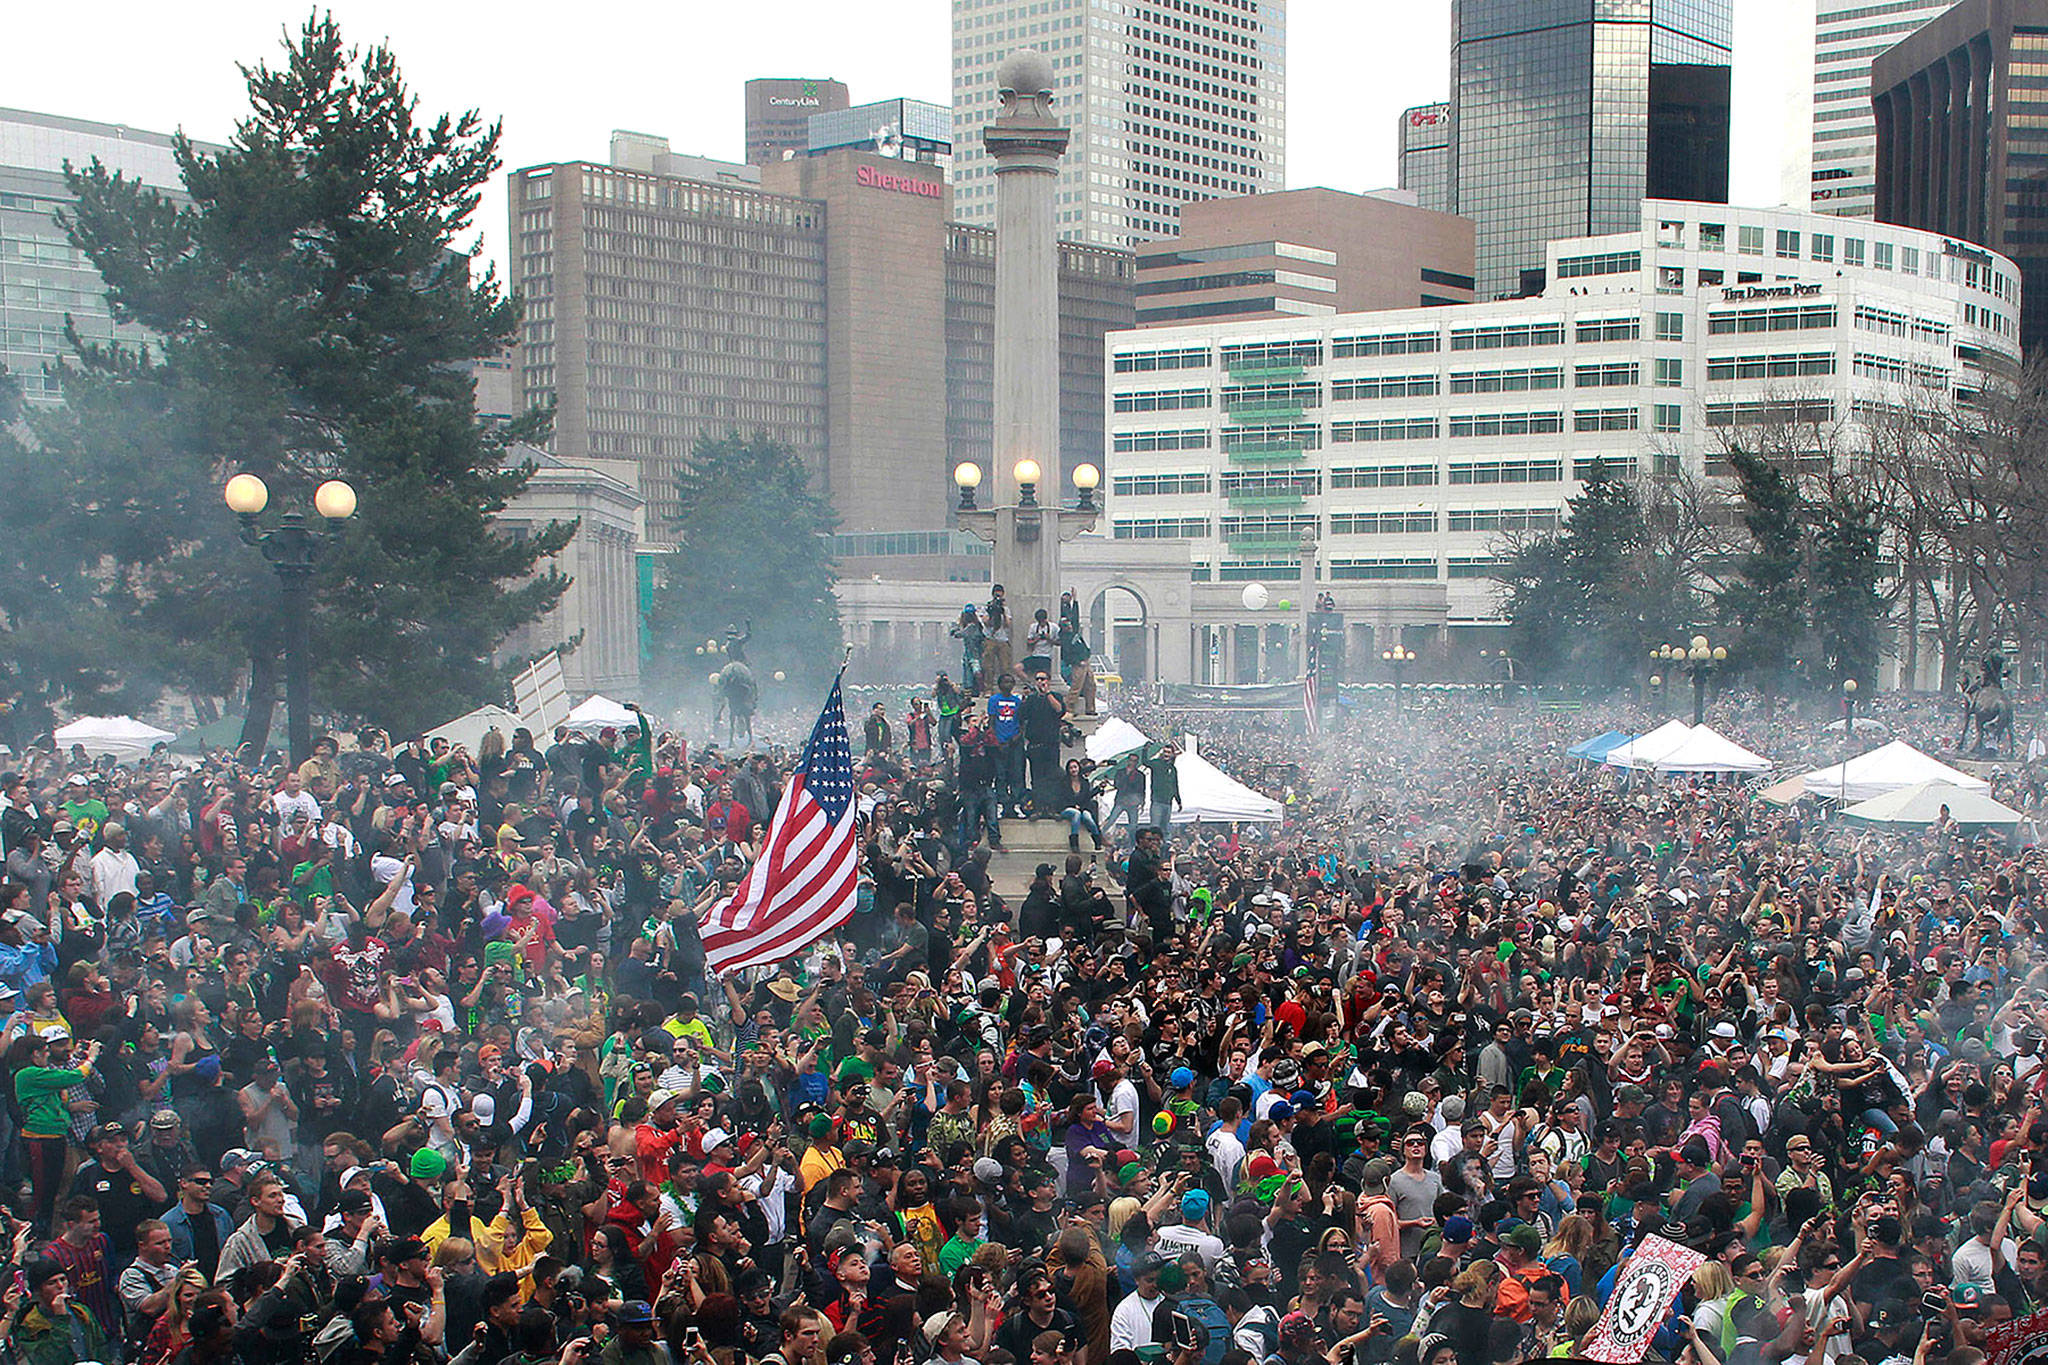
top-left (1603, 720), bottom-right (1693, 770)
top-left (1792, 740), bottom-right (1989, 803)
top-left (426, 705), bottom-right (526, 756)
top-left (1171, 736), bottom-right (1283, 823)
top-left (1649, 725), bottom-right (1772, 774)
top-left (1843, 780), bottom-right (2024, 828)
top-left (1085, 717), bottom-right (1150, 762)
top-left (54, 716), bottom-right (177, 763)
top-left (1079, 718), bottom-right (1282, 822)
top-left (561, 695), bottom-right (637, 733)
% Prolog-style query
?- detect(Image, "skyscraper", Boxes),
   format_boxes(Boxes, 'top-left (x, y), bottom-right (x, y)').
top-left (1449, 0), bottom-right (1731, 300)
top-left (950, 0), bottom-right (1287, 249)
top-left (0, 108), bottom-right (216, 404)
top-left (1810, 0), bottom-right (1951, 217)
top-left (1398, 103), bottom-right (1452, 215)
top-left (743, 78), bottom-right (850, 165)
top-left (1872, 0), bottom-right (2047, 352)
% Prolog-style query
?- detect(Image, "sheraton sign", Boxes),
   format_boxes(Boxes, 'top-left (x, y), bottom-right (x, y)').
top-left (857, 165), bottom-right (943, 199)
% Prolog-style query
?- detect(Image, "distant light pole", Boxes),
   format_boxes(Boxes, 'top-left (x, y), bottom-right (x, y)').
top-left (1654, 635), bottom-right (1727, 725)
top-left (1383, 645), bottom-right (1416, 711)
top-left (1841, 677), bottom-right (1860, 802)
top-left (224, 473), bottom-right (357, 764)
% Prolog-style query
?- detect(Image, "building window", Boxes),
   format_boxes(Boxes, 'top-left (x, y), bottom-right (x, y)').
top-left (1574, 407), bottom-right (1641, 432)
top-left (1450, 321), bottom-right (1564, 351)
top-left (1330, 417), bottom-right (1439, 443)
top-left (1873, 240), bottom-right (1894, 271)
top-left (1739, 226), bottom-right (1766, 256)
top-left (1328, 463), bottom-right (1437, 488)
top-left (1447, 411), bottom-right (1564, 437)
top-left (1699, 223), bottom-right (1726, 250)
top-left (1447, 458), bottom-right (1564, 484)
top-left (1706, 352), bottom-right (1836, 381)
top-left (1810, 233), bottom-right (1834, 263)
top-left (1332, 329), bottom-right (1439, 357)
top-left (1654, 358), bottom-right (1684, 387)
top-left (1574, 317), bottom-right (1641, 343)
top-left (1328, 557), bottom-right (1438, 580)
top-left (1705, 398), bottom-right (1837, 428)
top-left (1843, 238), bottom-right (1865, 267)
top-left (1328, 510), bottom-right (1436, 535)
top-left (1450, 366), bottom-right (1563, 393)
top-left (1557, 250), bottom-right (1641, 278)
top-left (1112, 517), bottom-right (1211, 539)
top-left (1775, 230), bottom-right (1801, 259)
top-left (1706, 304), bottom-right (1838, 335)
top-left (1656, 311), bottom-right (1685, 341)
top-left (1113, 429), bottom-right (1211, 453)
top-left (1111, 472), bottom-right (1212, 495)
top-left (1575, 362), bottom-right (1640, 388)
top-left (1113, 387), bottom-right (1212, 413)
top-left (1446, 507), bottom-right (1560, 532)
top-left (1447, 556), bottom-right (1509, 579)
top-left (1114, 345), bottom-right (1212, 373)
top-left (1653, 403), bottom-right (1682, 433)
top-left (1331, 374), bottom-right (1439, 401)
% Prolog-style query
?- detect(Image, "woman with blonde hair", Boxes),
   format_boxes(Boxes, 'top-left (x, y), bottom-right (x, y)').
top-left (1430, 1264), bottom-right (1500, 1365)
top-left (139, 1269), bottom-right (211, 1365)
top-left (1690, 1260), bottom-right (1739, 1348)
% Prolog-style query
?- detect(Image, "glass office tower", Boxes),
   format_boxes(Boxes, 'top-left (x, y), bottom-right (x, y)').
top-left (1450, 0), bottom-right (1731, 299)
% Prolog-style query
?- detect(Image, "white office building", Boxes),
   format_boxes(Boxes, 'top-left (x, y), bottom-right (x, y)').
top-left (1104, 200), bottom-right (2020, 642)
top-left (950, 0), bottom-right (1286, 248)
top-left (1809, 0), bottom-right (1953, 217)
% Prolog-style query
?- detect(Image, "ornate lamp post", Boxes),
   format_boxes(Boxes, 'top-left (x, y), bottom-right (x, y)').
top-left (1840, 677), bottom-right (1859, 805)
top-left (225, 473), bottom-right (357, 764)
top-left (953, 458), bottom-right (1100, 581)
top-left (1382, 645), bottom-right (1416, 711)
top-left (1652, 634), bottom-right (1727, 725)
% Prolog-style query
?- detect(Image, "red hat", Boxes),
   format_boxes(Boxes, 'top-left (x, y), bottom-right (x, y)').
top-left (737, 1133), bottom-right (759, 1157)
top-left (1091, 1059), bottom-right (1116, 1080)
top-left (507, 885), bottom-right (535, 907)
top-left (1246, 1154), bottom-right (1282, 1183)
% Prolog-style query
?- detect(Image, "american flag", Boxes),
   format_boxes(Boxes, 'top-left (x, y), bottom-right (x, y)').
top-left (700, 673), bottom-right (859, 974)
top-left (1303, 671), bottom-right (1321, 736)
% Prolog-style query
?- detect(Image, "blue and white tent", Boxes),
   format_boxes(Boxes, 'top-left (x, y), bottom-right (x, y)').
top-left (1567, 730), bottom-right (1634, 762)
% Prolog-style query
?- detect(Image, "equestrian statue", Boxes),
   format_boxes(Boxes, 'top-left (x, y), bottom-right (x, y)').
top-left (1956, 649), bottom-right (2016, 757)
top-left (712, 620), bottom-right (759, 749)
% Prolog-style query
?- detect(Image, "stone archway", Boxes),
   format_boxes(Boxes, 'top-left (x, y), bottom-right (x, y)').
top-left (1088, 583), bottom-right (1152, 682)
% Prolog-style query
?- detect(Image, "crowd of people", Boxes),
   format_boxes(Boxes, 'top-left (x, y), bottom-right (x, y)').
top-left (0, 666), bottom-right (2045, 1365)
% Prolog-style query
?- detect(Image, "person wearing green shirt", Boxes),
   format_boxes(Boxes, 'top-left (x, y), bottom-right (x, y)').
top-left (15, 1032), bottom-right (96, 1228)
top-left (938, 1204), bottom-right (987, 1277)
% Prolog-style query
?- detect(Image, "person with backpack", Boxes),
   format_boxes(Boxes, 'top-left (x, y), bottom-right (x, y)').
top-left (1160, 1254), bottom-right (1231, 1365)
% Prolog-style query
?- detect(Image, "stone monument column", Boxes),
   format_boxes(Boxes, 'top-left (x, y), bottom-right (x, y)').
top-left (984, 48), bottom-right (1070, 629)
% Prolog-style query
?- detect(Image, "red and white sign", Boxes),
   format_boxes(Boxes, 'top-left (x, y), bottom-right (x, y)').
top-left (1581, 1235), bottom-right (1705, 1364)
top-left (1408, 107), bottom-right (1449, 127)
top-left (856, 164), bottom-right (942, 199)
top-left (1989, 1305), bottom-right (2048, 1365)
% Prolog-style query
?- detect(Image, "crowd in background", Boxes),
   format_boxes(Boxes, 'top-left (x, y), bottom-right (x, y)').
top-left (0, 672), bottom-right (2045, 1365)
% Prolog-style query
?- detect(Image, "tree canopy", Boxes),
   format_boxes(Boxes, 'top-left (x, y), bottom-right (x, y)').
top-left (643, 433), bottom-right (843, 700)
top-left (0, 13), bottom-right (571, 748)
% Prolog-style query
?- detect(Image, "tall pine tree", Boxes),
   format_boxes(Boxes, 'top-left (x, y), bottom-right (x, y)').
top-left (643, 433), bottom-right (843, 697)
top-left (7, 14), bottom-right (572, 746)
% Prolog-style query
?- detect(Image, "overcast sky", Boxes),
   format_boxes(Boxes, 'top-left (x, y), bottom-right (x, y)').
top-left (5, 0), bottom-right (1812, 275)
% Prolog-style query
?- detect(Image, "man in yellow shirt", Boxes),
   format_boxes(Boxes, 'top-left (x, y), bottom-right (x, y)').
top-left (797, 1114), bottom-right (843, 1196)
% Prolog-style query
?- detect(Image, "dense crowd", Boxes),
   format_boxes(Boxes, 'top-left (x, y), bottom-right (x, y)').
top-left (1, 669), bottom-right (2046, 1365)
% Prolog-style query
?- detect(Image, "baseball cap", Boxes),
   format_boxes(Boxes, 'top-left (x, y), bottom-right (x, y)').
top-left (925, 1311), bottom-right (963, 1345)
top-left (338, 1190), bottom-right (374, 1215)
top-left (219, 1148), bottom-right (257, 1174)
top-left (647, 1088), bottom-right (679, 1111)
top-left (1169, 1066), bottom-right (1195, 1089)
top-left (702, 1128), bottom-right (734, 1154)
top-left (1181, 1190), bottom-right (1211, 1221)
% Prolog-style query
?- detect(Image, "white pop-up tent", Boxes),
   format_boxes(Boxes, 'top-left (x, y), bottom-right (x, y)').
top-left (1079, 718), bottom-right (1282, 822)
top-left (1648, 725), bottom-right (1772, 774)
top-left (1603, 720), bottom-right (1693, 770)
top-left (1085, 716), bottom-right (1150, 762)
top-left (54, 716), bottom-right (177, 763)
top-left (1791, 740), bottom-right (1989, 804)
top-left (1843, 780), bottom-right (2025, 829)
top-left (561, 695), bottom-right (638, 733)
top-left (1171, 736), bottom-right (1283, 823)
top-left (427, 705), bottom-right (526, 755)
